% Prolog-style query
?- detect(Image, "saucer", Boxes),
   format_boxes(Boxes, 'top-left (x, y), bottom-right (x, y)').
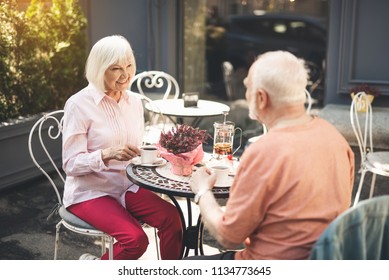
top-left (131, 157), bottom-right (167, 167)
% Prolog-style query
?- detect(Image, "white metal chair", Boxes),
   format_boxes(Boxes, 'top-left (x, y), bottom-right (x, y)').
top-left (350, 92), bottom-right (389, 207)
top-left (130, 70), bottom-right (180, 100)
top-left (138, 94), bottom-right (169, 145)
top-left (305, 60), bottom-right (324, 105)
top-left (131, 71), bottom-right (179, 144)
top-left (28, 110), bottom-right (114, 260)
top-left (222, 61), bottom-right (247, 101)
top-left (222, 61), bottom-right (234, 101)
top-left (29, 110), bottom-right (162, 259)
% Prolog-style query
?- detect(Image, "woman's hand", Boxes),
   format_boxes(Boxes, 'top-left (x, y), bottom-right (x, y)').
top-left (101, 144), bottom-right (140, 163)
top-left (189, 166), bottom-right (217, 194)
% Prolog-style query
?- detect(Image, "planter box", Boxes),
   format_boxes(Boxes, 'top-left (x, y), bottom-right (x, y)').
top-left (0, 113), bottom-right (62, 191)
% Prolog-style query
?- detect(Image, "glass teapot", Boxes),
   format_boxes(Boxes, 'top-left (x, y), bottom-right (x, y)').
top-left (213, 120), bottom-right (242, 159)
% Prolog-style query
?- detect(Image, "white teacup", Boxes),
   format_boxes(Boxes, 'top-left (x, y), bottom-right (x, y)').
top-left (210, 165), bottom-right (229, 186)
top-left (140, 145), bottom-right (159, 164)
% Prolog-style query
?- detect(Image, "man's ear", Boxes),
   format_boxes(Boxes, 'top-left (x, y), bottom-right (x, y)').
top-left (257, 89), bottom-right (268, 110)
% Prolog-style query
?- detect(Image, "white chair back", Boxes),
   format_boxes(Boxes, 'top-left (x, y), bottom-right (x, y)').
top-left (138, 94), bottom-right (169, 145)
top-left (350, 91), bottom-right (389, 206)
top-left (222, 61), bottom-right (234, 101)
top-left (28, 110), bottom-right (65, 204)
top-left (130, 70), bottom-right (180, 100)
top-left (28, 110), bottom-right (114, 259)
top-left (350, 91), bottom-right (374, 161)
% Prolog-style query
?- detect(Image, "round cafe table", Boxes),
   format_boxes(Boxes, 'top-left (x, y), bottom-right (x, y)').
top-left (126, 161), bottom-right (230, 258)
top-left (145, 99), bottom-right (230, 127)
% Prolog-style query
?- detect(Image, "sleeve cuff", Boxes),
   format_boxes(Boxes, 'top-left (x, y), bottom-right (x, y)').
top-left (89, 150), bottom-right (108, 171)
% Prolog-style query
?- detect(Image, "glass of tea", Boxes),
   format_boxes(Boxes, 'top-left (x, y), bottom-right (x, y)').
top-left (213, 121), bottom-right (242, 159)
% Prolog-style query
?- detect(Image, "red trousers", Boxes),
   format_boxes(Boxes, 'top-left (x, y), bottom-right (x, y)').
top-left (68, 188), bottom-right (183, 260)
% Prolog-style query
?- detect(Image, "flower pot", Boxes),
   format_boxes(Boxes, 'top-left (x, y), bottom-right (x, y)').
top-left (351, 93), bottom-right (375, 112)
top-left (170, 163), bottom-right (194, 176)
top-left (157, 144), bottom-right (204, 177)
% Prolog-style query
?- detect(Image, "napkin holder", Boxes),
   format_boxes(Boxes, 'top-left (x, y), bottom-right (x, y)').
top-left (183, 92), bottom-right (199, 107)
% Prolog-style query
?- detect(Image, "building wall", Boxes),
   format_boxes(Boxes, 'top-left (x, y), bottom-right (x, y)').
top-left (325, 0), bottom-right (389, 106)
top-left (80, 0), bottom-right (179, 78)
top-left (80, 0), bottom-right (389, 106)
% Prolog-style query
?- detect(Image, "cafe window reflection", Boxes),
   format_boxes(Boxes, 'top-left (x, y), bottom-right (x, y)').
top-left (182, 0), bottom-right (328, 101)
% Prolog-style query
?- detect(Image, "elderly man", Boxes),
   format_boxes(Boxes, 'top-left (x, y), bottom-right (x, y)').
top-left (188, 51), bottom-right (354, 260)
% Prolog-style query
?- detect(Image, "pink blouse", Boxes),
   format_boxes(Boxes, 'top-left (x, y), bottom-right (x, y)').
top-left (62, 84), bottom-right (144, 208)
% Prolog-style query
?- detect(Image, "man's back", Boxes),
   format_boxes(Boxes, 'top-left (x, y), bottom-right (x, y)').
top-left (218, 117), bottom-right (354, 259)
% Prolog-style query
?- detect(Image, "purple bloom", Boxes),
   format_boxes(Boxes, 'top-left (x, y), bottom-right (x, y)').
top-left (159, 124), bottom-right (211, 154)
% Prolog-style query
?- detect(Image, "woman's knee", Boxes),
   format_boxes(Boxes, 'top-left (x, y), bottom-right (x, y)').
top-left (120, 228), bottom-right (149, 254)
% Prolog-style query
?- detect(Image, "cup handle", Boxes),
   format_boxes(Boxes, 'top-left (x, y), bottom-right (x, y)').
top-left (232, 127), bottom-right (243, 156)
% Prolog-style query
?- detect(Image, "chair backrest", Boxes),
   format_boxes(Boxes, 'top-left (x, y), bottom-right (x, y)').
top-left (350, 91), bottom-right (374, 166)
top-left (305, 60), bottom-right (323, 95)
top-left (28, 110), bottom-right (65, 205)
top-left (221, 61), bottom-right (247, 101)
top-left (222, 61), bottom-right (234, 101)
top-left (130, 70), bottom-right (180, 100)
top-left (305, 88), bottom-right (312, 114)
top-left (309, 195), bottom-right (389, 259)
top-left (137, 94), bottom-right (169, 145)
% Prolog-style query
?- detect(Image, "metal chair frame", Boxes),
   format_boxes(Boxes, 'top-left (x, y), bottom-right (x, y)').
top-left (131, 71), bottom-right (179, 144)
top-left (138, 94), bottom-right (169, 145)
top-left (28, 110), bottom-right (114, 259)
top-left (350, 92), bottom-right (389, 206)
top-left (130, 70), bottom-right (180, 100)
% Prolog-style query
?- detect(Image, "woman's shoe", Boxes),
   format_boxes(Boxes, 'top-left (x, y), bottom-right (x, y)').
top-left (79, 253), bottom-right (99, 260)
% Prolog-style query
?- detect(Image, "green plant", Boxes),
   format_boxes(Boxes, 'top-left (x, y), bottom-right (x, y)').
top-left (0, 0), bottom-right (87, 122)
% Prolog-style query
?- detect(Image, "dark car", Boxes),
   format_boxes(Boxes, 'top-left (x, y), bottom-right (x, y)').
top-left (224, 13), bottom-right (327, 70)
top-left (217, 13), bottom-right (327, 103)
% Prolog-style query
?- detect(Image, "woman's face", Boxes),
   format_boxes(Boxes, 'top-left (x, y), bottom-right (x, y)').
top-left (104, 61), bottom-right (135, 92)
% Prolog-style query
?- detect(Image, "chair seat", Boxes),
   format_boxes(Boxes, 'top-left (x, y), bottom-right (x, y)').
top-left (366, 151), bottom-right (389, 176)
top-left (58, 205), bottom-right (96, 230)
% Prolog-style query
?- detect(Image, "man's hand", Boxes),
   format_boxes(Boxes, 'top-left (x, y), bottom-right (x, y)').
top-left (189, 166), bottom-right (217, 194)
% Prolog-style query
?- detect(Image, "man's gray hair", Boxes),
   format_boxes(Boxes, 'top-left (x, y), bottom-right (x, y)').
top-left (85, 35), bottom-right (136, 92)
top-left (251, 51), bottom-right (308, 105)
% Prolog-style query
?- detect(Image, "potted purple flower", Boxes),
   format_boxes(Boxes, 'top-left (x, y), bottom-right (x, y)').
top-left (157, 124), bottom-right (210, 176)
top-left (349, 84), bottom-right (381, 112)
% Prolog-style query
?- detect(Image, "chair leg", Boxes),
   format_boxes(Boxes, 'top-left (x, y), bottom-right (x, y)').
top-left (101, 235), bottom-right (106, 256)
top-left (154, 228), bottom-right (160, 260)
top-left (108, 236), bottom-right (114, 260)
top-left (54, 221), bottom-right (62, 260)
top-left (368, 173), bottom-right (377, 199)
top-left (353, 170), bottom-right (367, 207)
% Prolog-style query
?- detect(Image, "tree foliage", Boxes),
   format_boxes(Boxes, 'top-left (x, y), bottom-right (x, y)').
top-left (0, 0), bottom-right (87, 122)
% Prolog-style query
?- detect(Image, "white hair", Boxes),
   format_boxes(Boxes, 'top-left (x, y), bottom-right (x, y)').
top-left (85, 35), bottom-right (136, 92)
top-left (251, 51), bottom-right (308, 105)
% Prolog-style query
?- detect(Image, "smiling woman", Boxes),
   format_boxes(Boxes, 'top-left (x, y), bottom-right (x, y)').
top-left (61, 35), bottom-right (183, 260)
top-left (104, 62), bottom-right (134, 100)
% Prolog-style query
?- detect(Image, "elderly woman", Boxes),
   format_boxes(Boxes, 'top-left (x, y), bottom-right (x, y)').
top-left (62, 35), bottom-right (182, 260)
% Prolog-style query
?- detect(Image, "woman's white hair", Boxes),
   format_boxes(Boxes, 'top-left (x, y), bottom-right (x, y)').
top-left (251, 50), bottom-right (308, 106)
top-left (85, 35), bottom-right (136, 92)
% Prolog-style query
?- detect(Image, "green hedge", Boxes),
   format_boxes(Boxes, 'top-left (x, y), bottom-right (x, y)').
top-left (0, 0), bottom-right (87, 122)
